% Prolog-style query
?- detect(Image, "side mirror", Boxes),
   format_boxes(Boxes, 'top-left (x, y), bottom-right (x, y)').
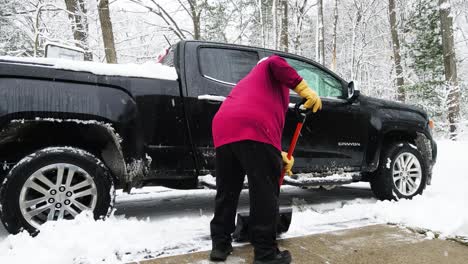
top-left (347, 81), bottom-right (360, 101)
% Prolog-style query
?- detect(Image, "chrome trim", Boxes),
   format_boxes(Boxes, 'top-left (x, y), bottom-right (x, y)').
top-left (202, 75), bottom-right (236, 86)
top-left (197, 94), bottom-right (226, 102)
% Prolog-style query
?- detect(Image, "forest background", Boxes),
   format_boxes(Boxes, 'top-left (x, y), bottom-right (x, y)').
top-left (1, 0), bottom-right (467, 139)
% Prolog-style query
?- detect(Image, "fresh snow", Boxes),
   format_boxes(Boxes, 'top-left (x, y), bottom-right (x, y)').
top-left (386, 158), bottom-right (392, 169)
top-left (284, 173), bottom-right (353, 185)
top-left (0, 56), bottom-right (178, 80)
top-left (439, 2), bottom-right (451, 10)
top-left (0, 140), bottom-right (467, 263)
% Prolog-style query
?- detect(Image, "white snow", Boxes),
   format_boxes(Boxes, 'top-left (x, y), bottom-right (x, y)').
top-left (284, 173), bottom-right (353, 185)
top-left (2, 161), bottom-right (9, 171)
top-left (386, 158), bottom-right (392, 168)
top-left (409, 143), bottom-right (418, 150)
top-left (286, 140), bottom-right (468, 239)
top-left (0, 140), bottom-right (467, 263)
top-left (0, 56), bottom-right (178, 80)
top-left (440, 2), bottom-right (451, 10)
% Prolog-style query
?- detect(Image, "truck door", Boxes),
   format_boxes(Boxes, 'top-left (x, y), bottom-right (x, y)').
top-left (279, 56), bottom-right (368, 172)
top-left (131, 45), bottom-right (196, 181)
top-left (181, 42), bottom-right (260, 175)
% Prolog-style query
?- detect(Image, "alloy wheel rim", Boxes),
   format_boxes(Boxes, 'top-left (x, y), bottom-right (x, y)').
top-left (19, 163), bottom-right (98, 229)
top-left (392, 152), bottom-right (422, 196)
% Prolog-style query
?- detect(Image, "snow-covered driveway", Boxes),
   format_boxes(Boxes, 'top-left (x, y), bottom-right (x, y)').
top-left (0, 140), bottom-right (467, 263)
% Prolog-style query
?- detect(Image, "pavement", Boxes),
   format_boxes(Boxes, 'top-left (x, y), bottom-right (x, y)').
top-left (134, 224), bottom-right (468, 264)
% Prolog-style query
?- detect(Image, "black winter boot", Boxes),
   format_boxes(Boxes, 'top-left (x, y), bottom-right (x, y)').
top-left (209, 243), bottom-right (233, 261)
top-left (253, 250), bottom-right (292, 264)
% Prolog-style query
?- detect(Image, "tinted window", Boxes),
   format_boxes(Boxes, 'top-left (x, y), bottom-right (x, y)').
top-left (285, 58), bottom-right (343, 98)
top-left (199, 48), bottom-right (259, 85)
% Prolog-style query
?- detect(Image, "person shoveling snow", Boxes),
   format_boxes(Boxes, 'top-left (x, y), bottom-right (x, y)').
top-left (210, 55), bottom-right (322, 264)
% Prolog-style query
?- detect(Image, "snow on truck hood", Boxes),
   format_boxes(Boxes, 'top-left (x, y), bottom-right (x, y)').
top-left (0, 56), bottom-right (178, 81)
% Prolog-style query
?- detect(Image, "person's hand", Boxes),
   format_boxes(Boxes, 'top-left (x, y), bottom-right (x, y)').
top-left (281, 151), bottom-right (294, 176)
top-left (293, 80), bottom-right (322, 113)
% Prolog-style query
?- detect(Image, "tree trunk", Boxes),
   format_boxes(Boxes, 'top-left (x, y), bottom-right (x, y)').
top-left (439, 0), bottom-right (460, 140)
top-left (188, 0), bottom-right (201, 40)
top-left (64, 0), bottom-right (92, 60)
top-left (280, 0), bottom-right (288, 52)
top-left (316, 0), bottom-right (324, 64)
top-left (272, 0), bottom-right (278, 49)
top-left (258, 0), bottom-right (266, 47)
top-left (293, 0), bottom-right (307, 53)
top-left (98, 0), bottom-right (117, 63)
top-left (350, 8), bottom-right (362, 81)
top-left (388, 0), bottom-right (405, 102)
top-left (331, 0), bottom-right (338, 71)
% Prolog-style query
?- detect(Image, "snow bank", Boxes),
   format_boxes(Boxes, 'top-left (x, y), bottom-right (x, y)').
top-left (0, 140), bottom-right (467, 263)
top-left (0, 212), bottom-right (212, 264)
top-left (0, 56), bottom-right (178, 80)
top-left (288, 140), bottom-right (468, 238)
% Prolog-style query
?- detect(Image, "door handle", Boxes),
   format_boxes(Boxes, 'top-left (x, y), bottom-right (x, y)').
top-left (198, 94), bottom-right (226, 104)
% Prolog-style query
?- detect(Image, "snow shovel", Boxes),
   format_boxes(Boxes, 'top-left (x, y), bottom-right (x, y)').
top-left (233, 99), bottom-right (309, 242)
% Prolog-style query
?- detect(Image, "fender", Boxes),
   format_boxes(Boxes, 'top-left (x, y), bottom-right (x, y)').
top-left (0, 76), bottom-right (147, 188)
top-left (363, 103), bottom-right (430, 173)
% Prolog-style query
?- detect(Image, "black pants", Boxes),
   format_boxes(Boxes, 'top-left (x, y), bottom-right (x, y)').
top-left (210, 140), bottom-right (282, 260)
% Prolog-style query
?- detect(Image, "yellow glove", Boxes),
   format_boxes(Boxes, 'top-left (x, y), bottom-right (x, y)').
top-left (293, 80), bottom-right (322, 113)
top-left (281, 151), bottom-right (295, 176)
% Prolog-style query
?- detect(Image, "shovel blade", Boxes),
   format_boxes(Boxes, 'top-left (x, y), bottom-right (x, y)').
top-left (232, 207), bottom-right (293, 243)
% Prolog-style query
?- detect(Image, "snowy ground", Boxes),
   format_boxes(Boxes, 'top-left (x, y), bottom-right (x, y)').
top-left (0, 140), bottom-right (467, 263)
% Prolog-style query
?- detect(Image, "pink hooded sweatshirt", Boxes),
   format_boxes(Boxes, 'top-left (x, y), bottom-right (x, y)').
top-left (212, 55), bottom-right (303, 151)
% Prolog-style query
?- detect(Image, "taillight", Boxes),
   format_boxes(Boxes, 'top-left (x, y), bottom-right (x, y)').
top-left (428, 119), bottom-right (435, 129)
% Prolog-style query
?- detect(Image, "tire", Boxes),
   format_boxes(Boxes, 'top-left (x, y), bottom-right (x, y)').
top-left (370, 142), bottom-right (428, 200)
top-left (0, 147), bottom-right (115, 235)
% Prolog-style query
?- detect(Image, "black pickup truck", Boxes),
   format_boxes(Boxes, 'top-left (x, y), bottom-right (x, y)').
top-left (0, 40), bottom-right (437, 234)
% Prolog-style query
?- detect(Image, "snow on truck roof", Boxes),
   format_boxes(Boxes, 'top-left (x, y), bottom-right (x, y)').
top-left (0, 56), bottom-right (178, 81)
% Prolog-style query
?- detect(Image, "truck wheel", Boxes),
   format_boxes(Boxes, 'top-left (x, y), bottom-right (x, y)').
top-left (370, 142), bottom-right (428, 200)
top-left (0, 147), bottom-right (115, 235)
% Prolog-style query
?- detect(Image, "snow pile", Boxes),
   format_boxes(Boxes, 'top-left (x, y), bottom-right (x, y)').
top-left (0, 140), bottom-right (467, 263)
top-left (0, 56), bottom-right (178, 80)
top-left (284, 173), bottom-right (354, 185)
top-left (0, 212), bottom-right (211, 264)
top-left (288, 140), bottom-right (468, 238)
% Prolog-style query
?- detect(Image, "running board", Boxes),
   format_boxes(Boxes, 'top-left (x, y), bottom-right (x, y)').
top-left (199, 173), bottom-right (361, 189)
top-left (198, 175), bottom-right (249, 189)
top-left (283, 172), bottom-right (361, 187)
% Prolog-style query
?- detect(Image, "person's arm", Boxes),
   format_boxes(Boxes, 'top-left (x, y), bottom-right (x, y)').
top-left (268, 55), bottom-right (322, 113)
top-left (268, 55), bottom-right (303, 88)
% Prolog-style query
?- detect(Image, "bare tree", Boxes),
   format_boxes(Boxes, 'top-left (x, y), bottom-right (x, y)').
top-left (331, 0), bottom-right (338, 71)
top-left (316, 0), bottom-right (324, 64)
top-left (292, 0), bottom-right (309, 53)
top-left (388, 0), bottom-right (405, 101)
top-left (257, 0), bottom-right (266, 47)
top-left (272, 0), bottom-right (278, 48)
top-left (98, 0), bottom-right (117, 63)
top-left (64, 0), bottom-right (93, 60)
top-left (176, 0), bottom-right (205, 40)
top-left (279, 0), bottom-right (288, 51)
top-left (439, 0), bottom-right (460, 139)
top-left (350, 4), bottom-right (362, 81)
top-left (129, 0), bottom-right (187, 40)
